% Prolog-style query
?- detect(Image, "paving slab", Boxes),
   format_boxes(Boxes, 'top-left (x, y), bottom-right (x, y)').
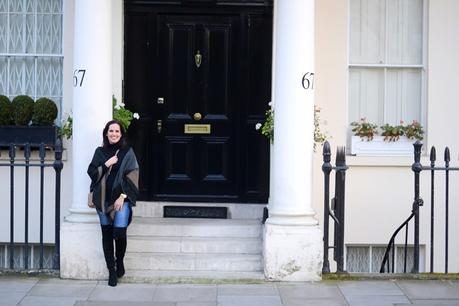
top-left (338, 280), bottom-right (404, 296)
top-left (153, 284), bottom-right (217, 302)
top-left (18, 296), bottom-right (79, 306)
top-left (398, 300), bottom-right (459, 305)
top-left (217, 295), bottom-right (282, 306)
top-left (88, 283), bottom-right (156, 301)
top-left (278, 282), bottom-right (342, 299)
top-left (26, 278), bottom-right (97, 298)
top-left (176, 303), bottom-right (217, 306)
top-left (75, 302), bottom-right (175, 306)
top-left (0, 277), bottom-right (39, 292)
top-left (282, 298), bottom-right (348, 306)
top-left (0, 292), bottom-right (28, 306)
top-left (397, 280), bottom-right (459, 300)
top-left (218, 284), bottom-right (278, 296)
top-left (345, 294), bottom-right (411, 306)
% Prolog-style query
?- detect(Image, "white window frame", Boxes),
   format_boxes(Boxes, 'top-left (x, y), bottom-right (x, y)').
top-left (347, 0), bottom-right (428, 136)
top-left (0, 0), bottom-right (64, 114)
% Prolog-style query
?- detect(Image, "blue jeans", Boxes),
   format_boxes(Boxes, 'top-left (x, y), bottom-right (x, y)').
top-left (97, 202), bottom-right (131, 227)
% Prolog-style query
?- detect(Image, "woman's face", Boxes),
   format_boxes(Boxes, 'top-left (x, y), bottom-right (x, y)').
top-left (106, 123), bottom-right (122, 144)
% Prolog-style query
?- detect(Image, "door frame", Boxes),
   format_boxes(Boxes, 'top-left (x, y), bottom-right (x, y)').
top-left (124, 0), bottom-right (273, 203)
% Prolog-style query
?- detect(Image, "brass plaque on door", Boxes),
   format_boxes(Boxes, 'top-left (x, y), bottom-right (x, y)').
top-left (184, 124), bottom-right (211, 134)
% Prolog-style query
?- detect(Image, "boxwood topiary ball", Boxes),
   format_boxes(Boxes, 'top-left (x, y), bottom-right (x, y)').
top-left (0, 95), bottom-right (13, 125)
top-left (11, 95), bottom-right (34, 125)
top-left (32, 97), bottom-right (58, 126)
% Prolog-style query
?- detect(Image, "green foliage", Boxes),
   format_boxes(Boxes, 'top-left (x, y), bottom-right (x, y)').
top-left (32, 97), bottom-right (58, 126)
top-left (59, 113), bottom-right (73, 140)
top-left (256, 103), bottom-right (329, 151)
top-left (352, 119), bottom-right (425, 142)
top-left (351, 118), bottom-right (379, 141)
top-left (0, 95), bottom-right (13, 125)
top-left (259, 108), bottom-right (274, 143)
top-left (11, 95), bottom-right (34, 125)
top-left (404, 120), bottom-right (424, 141)
top-left (314, 106), bottom-right (328, 151)
top-left (380, 122), bottom-right (405, 142)
top-left (113, 95), bottom-right (139, 132)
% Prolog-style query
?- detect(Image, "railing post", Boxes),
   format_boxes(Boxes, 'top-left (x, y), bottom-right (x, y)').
top-left (9, 144), bottom-right (15, 269)
top-left (322, 141), bottom-right (332, 274)
top-left (429, 146), bottom-right (436, 273)
top-left (412, 141), bottom-right (423, 273)
top-left (334, 147), bottom-right (346, 273)
top-left (444, 147), bottom-right (450, 273)
top-left (53, 139), bottom-right (63, 269)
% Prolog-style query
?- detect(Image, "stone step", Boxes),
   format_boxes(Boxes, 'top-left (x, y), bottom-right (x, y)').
top-left (124, 253), bottom-right (263, 272)
top-left (129, 217), bottom-right (262, 238)
top-left (123, 269), bottom-right (265, 282)
top-left (127, 236), bottom-right (262, 254)
top-left (133, 201), bottom-right (266, 220)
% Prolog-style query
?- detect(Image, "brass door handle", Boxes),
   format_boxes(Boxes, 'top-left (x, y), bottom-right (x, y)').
top-left (193, 113), bottom-right (202, 121)
top-left (157, 120), bottom-right (162, 133)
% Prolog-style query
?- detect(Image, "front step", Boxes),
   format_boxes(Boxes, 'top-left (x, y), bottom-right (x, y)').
top-left (129, 217), bottom-right (262, 238)
top-left (123, 270), bottom-right (265, 282)
top-left (125, 253), bottom-right (263, 271)
top-left (125, 214), bottom-right (265, 280)
top-left (128, 236), bottom-right (262, 254)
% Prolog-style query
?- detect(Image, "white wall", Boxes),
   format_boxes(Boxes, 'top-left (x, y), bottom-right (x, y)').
top-left (313, 0), bottom-right (459, 273)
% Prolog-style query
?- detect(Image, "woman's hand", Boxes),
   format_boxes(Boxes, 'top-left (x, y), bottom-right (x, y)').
top-left (105, 154), bottom-right (118, 168)
top-left (114, 195), bottom-right (125, 211)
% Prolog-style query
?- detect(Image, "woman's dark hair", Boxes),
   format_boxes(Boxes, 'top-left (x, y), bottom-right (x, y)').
top-left (102, 120), bottom-right (127, 148)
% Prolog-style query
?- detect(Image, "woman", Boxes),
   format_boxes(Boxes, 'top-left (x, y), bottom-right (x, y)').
top-left (87, 120), bottom-right (139, 287)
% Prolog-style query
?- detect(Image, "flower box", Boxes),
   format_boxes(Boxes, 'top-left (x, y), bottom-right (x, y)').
top-left (350, 135), bottom-right (415, 156)
top-left (0, 126), bottom-right (58, 148)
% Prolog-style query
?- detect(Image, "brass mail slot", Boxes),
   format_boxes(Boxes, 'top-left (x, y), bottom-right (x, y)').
top-left (184, 124), bottom-right (211, 134)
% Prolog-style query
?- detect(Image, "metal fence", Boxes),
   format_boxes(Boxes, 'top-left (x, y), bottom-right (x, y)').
top-left (322, 141), bottom-right (348, 273)
top-left (380, 141), bottom-right (457, 273)
top-left (0, 140), bottom-right (63, 271)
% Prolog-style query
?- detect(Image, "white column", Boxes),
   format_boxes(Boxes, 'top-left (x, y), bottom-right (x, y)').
top-left (263, 0), bottom-right (322, 281)
top-left (67, 0), bottom-right (113, 222)
top-left (61, 0), bottom-right (113, 279)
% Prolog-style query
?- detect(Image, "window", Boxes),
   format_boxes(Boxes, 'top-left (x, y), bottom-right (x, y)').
top-left (349, 0), bottom-right (425, 127)
top-left (346, 245), bottom-right (419, 273)
top-left (0, 0), bottom-right (63, 115)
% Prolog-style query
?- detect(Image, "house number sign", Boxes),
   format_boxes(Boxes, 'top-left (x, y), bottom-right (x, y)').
top-left (73, 69), bottom-right (86, 87)
top-left (302, 72), bottom-right (315, 90)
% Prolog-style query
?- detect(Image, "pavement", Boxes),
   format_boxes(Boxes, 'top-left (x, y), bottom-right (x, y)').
top-left (1, 276), bottom-right (459, 306)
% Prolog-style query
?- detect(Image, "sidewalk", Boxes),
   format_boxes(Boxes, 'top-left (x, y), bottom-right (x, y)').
top-left (1, 276), bottom-right (459, 306)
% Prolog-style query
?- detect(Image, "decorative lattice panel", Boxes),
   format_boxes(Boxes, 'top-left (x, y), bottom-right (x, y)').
top-left (0, 0), bottom-right (63, 115)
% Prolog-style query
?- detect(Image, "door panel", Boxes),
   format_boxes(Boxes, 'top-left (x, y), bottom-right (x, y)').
top-left (124, 5), bottom-right (272, 202)
top-left (157, 14), bottom-right (238, 198)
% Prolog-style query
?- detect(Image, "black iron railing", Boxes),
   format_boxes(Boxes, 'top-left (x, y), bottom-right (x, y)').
top-left (381, 141), bottom-right (457, 273)
top-left (322, 141), bottom-right (348, 273)
top-left (0, 140), bottom-right (63, 271)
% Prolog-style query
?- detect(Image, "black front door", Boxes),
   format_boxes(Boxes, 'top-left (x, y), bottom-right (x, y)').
top-left (156, 14), bottom-right (239, 199)
top-left (124, 3), bottom-right (272, 202)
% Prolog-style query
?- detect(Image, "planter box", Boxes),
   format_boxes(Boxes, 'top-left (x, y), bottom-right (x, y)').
top-left (350, 135), bottom-right (415, 156)
top-left (0, 126), bottom-right (58, 147)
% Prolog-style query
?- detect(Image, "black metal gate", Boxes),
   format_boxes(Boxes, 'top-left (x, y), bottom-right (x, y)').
top-left (0, 140), bottom-right (63, 271)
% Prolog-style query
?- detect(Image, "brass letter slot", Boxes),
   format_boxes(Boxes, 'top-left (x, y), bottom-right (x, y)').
top-left (184, 124), bottom-right (211, 134)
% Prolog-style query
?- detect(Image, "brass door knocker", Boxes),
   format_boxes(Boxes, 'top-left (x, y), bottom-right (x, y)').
top-left (195, 50), bottom-right (202, 68)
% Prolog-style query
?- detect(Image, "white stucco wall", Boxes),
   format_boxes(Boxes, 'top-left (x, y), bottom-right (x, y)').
top-left (313, 0), bottom-right (459, 273)
top-left (3, 0), bottom-right (459, 274)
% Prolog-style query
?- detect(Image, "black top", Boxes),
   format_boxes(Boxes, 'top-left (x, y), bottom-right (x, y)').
top-left (100, 143), bottom-right (128, 203)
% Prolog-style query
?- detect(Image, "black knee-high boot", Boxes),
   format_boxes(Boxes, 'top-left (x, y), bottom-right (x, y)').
top-left (101, 225), bottom-right (117, 287)
top-left (114, 227), bottom-right (127, 278)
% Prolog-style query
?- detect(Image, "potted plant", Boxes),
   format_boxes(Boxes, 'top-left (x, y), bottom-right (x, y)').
top-left (0, 95), bottom-right (59, 147)
top-left (350, 119), bottom-right (424, 156)
top-left (255, 102), bottom-right (329, 151)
